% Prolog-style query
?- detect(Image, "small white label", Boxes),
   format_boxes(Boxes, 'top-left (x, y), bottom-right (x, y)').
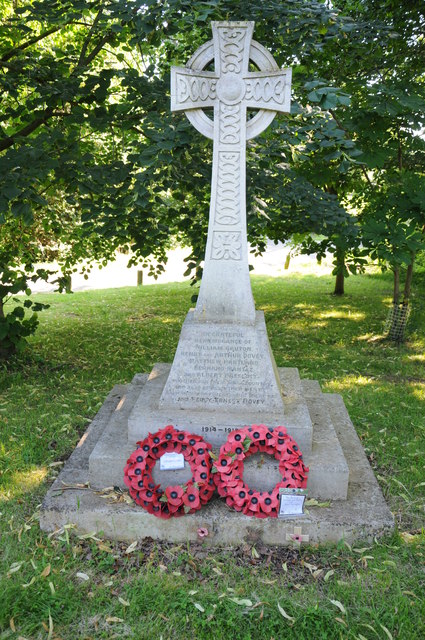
top-left (278, 488), bottom-right (307, 518)
top-left (159, 452), bottom-right (185, 471)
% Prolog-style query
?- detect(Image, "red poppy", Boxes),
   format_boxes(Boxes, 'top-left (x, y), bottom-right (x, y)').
top-left (232, 484), bottom-right (250, 507)
top-left (183, 486), bottom-right (201, 510)
top-left (215, 453), bottom-right (233, 471)
top-left (138, 487), bottom-right (156, 502)
top-left (226, 430), bottom-right (246, 447)
top-left (257, 492), bottom-right (279, 515)
top-left (165, 485), bottom-right (185, 506)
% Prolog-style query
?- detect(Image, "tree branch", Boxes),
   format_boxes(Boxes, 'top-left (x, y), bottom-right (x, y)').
top-left (1, 26), bottom-right (63, 62)
top-left (77, 4), bottom-right (105, 68)
top-left (0, 107), bottom-right (54, 152)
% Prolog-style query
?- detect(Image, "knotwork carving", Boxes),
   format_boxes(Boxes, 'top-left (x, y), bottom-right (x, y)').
top-left (176, 74), bottom-right (217, 104)
top-left (216, 152), bottom-right (240, 225)
top-left (245, 77), bottom-right (286, 104)
top-left (217, 26), bottom-right (246, 74)
top-left (219, 104), bottom-right (241, 144)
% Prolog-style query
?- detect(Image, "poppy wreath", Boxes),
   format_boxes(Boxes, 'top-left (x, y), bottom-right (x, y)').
top-left (124, 425), bottom-right (215, 519)
top-left (212, 424), bottom-right (309, 518)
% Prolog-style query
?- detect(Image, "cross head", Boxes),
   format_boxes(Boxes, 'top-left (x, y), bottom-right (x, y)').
top-left (171, 22), bottom-right (291, 324)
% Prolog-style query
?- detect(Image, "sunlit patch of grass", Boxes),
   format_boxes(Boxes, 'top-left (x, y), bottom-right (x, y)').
top-left (325, 374), bottom-right (377, 392)
top-left (412, 385), bottom-right (425, 401)
top-left (408, 354), bottom-right (425, 363)
top-left (318, 310), bottom-right (365, 321)
top-left (0, 467), bottom-right (48, 501)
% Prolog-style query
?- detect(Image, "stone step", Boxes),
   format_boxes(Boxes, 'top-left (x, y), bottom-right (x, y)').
top-left (87, 368), bottom-right (348, 500)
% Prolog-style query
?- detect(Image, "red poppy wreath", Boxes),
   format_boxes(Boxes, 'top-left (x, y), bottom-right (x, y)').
top-left (212, 425), bottom-right (309, 518)
top-left (124, 425), bottom-right (215, 518)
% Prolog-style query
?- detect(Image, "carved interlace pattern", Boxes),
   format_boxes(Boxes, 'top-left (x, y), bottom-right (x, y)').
top-left (215, 152), bottom-right (240, 225)
top-left (176, 73), bottom-right (217, 103)
top-left (216, 26), bottom-right (246, 74)
top-left (219, 104), bottom-right (241, 144)
top-left (244, 77), bottom-right (286, 105)
top-left (211, 231), bottom-right (242, 260)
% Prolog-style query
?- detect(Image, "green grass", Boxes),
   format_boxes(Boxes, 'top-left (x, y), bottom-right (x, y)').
top-left (0, 273), bottom-right (424, 639)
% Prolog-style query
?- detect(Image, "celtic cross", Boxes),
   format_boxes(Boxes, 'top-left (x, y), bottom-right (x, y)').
top-left (171, 22), bottom-right (291, 324)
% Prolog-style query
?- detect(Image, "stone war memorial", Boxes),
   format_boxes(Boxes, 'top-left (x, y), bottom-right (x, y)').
top-left (40, 22), bottom-right (393, 545)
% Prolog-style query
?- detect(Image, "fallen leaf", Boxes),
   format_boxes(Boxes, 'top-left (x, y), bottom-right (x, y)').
top-left (22, 577), bottom-right (36, 589)
top-left (380, 624), bottom-right (393, 640)
top-left (124, 541), bottom-right (138, 554)
top-left (402, 590), bottom-right (418, 598)
top-left (76, 572), bottom-right (90, 581)
top-left (118, 597), bottom-right (130, 607)
top-left (251, 547), bottom-right (260, 559)
top-left (10, 618), bottom-right (16, 632)
top-left (7, 561), bottom-right (24, 576)
top-left (277, 602), bottom-right (294, 623)
top-left (229, 598), bottom-right (253, 607)
top-left (47, 613), bottom-right (53, 640)
top-left (330, 599), bottom-right (346, 615)
top-left (335, 617), bottom-right (347, 626)
top-left (41, 564), bottom-right (51, 578)
top-left (106, 616), bottom-right (124, 623)
top-left (360, 623), bottom-right (379, 636)
top-left (194, 603), bottom-right (205, 612)
top-left (324, 569), bottom-right (334, 582)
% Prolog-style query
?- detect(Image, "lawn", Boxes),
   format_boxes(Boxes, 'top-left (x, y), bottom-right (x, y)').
top-left (0, 272), bottom-right (424, 639)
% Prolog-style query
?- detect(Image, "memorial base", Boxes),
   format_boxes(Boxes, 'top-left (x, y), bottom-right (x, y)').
top-left (40, 371), bottom-right (394, 545)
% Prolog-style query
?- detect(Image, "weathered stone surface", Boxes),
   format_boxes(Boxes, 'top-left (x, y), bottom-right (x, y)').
top-left (158, 310), bottom-right (284, 413)
top-left (128, 362), bottom-right (312, 453)
top-left (40, 381), bottom-right (393, 545)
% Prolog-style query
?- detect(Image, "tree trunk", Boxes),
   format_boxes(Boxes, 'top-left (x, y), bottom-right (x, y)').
top-left (386, 257), bottom-right (415, 342)
top-left (393, 267), bottom-right (400, 304)
top-left (333, 250), bottom-right (345, 295)
top-left (403, 262), bottom-right (414, 305)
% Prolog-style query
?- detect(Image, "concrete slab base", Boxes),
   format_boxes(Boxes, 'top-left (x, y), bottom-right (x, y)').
top-left (40, 373), bottom-right (394, 545)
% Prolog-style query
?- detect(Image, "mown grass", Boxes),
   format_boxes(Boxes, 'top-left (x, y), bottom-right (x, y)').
top-left (0, 272), bottom-right (424, 639)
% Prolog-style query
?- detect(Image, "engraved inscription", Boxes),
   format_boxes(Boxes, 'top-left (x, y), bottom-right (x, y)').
top-left (245, 76), bottom-right (286, 105)
top-left (219, 103), bottom-right (241, 143)
top-left (211, 231), bottom-right (242, 260)
top-left (176, 73), bottom-right (217, 104)
top-left (215, 152), bottom-right (240, 225)
top-left (217, 26), bottom-right (246, 74)
top-left (173, 330), bottom-right (268, 407)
